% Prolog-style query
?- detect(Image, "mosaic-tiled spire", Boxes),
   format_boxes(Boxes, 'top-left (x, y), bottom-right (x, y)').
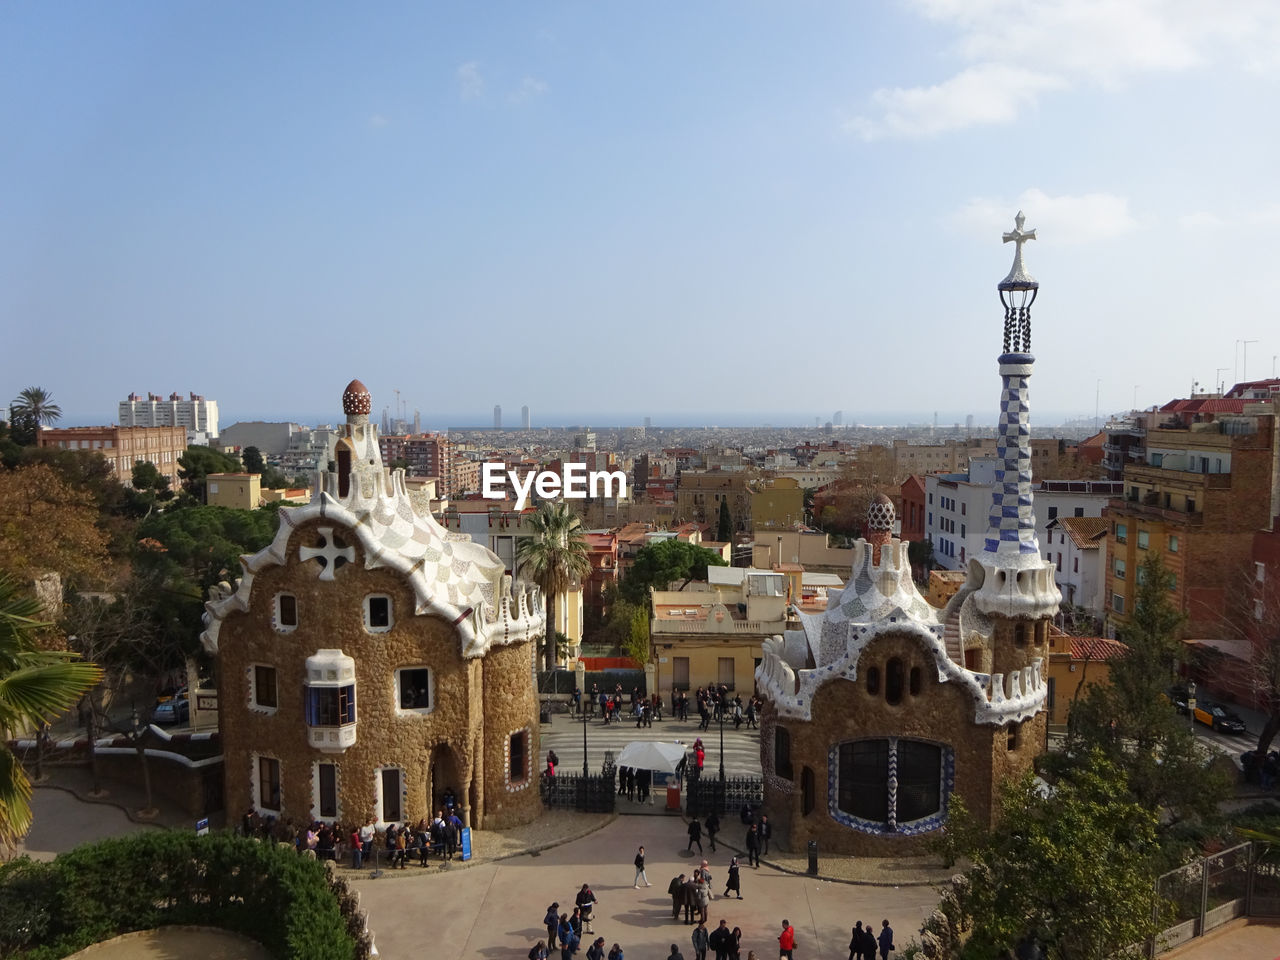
top-left (984, 212), bottom-right (1042, 562)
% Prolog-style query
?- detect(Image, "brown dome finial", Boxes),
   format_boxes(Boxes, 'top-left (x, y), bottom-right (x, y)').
top-left (342, 379), bottom-right (371, 416)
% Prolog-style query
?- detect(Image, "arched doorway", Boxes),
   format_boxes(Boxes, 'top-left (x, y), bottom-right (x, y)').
top-left (427, 742), bottom-right (463, 817)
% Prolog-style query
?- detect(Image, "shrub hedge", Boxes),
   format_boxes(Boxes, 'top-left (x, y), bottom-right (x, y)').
top-left (0, 832), bottom-right (360, 959)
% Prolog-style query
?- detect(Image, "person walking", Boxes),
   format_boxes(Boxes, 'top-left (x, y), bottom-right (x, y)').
top-left (576, 883), bottom-right (598, 934)
top-left (682, 875), bottom-right (699, 925)
top-left (729, 927), bottom-right (743, 960)
top-left (758, 815), bottom-right (771, 856)
top-left (693, 874), bottom-right (710, 924)
top-left (778, 919), bottom-right (796, 960)
top-left (633, 845), bottom-right (652, 887)
top-left (745, 824), bottom-right (760, 868)
top-left (705, 810), bottom-right (720, 852)
top-left (697, 859), bottom-right (715, 899)
top-left (669, 946), bottom-right (687, 960)
top-left (723, 856), bottom-right (742, 899)
top-left (529, 941), bottom-right (549, 960)
top-left (668, 873), bottom-right (688, 920)
top-left (849, 923), bottom-right (863, 960)
top-left (691, 920), bottom-right (710, 960)
top-left (687, 816), bottom-right (703, 854)
top-left (878, 920), bottom-right (895, 960)
top-left (608, 944), bottom-right (624, 960)
top-left (586, 938), bottom-right (606, 960)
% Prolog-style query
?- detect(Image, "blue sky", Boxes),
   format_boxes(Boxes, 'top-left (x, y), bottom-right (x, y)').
top-left (3, 1), bottom-right (1279, 429)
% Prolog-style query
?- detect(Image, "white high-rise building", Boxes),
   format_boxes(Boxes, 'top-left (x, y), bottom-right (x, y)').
top-left (119, 392), bottom-right (219, 440)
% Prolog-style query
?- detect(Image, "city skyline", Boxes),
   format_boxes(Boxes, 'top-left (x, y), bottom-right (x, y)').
top-left (3, 2), bottom-right (1278, 423)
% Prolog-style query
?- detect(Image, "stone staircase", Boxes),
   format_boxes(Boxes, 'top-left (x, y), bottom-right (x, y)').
top-left (943, 609), bottom-right (963, 664)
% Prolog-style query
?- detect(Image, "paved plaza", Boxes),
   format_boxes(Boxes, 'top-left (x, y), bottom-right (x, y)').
top-left (352, 814), bottom-right (941, 960)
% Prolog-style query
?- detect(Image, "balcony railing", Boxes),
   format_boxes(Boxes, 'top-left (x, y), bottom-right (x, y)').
top-left (651, 617), bottom-right (789, 635)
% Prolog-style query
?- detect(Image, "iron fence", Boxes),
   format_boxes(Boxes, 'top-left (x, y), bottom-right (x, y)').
top-left (539, 772), bottom-right (616, 813)
top-left (684, 765), bottom-right (762, 817)
top-left (1149, 841), bottom-right (1266, 957)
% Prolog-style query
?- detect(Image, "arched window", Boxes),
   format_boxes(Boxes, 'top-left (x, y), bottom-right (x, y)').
top-left (909, 666), bottom-right (921, 697)
top-left (866, 666), bottom-right (880, 696)
top-left (834, 738), bottom-right (949, 833)
top-left (774, 726), bottom-right (794, 780)
top-left (801, 766), bottom-right (815, 816)
top-left (885, 658), bottom-right (904, 705)
top-left (1014, 623), bottom-right (1027, 645)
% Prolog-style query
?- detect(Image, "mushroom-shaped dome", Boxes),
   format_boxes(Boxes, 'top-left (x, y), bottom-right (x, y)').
top-left (867, 493), bottom-right (895, 531)
top-left (342, 379), bottom-right (371, 416)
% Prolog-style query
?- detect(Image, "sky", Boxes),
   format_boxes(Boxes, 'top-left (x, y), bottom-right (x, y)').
top-left (3, 1), bottom-right (1280, 430)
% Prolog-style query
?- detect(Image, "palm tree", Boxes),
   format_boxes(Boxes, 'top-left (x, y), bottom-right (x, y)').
top-left (9, 386), bottom-right (62, 445)
top-left (516, 501), bottom-right (591, 670)
top-left (0, 574), bottom-right (102, 854)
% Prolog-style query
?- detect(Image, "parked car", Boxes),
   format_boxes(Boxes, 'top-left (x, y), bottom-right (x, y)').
top-left (1165, 686), bottom-right (1190, 715)
top-left (153, 686), bottom-right (190, 724)
top-left (1191, 700), bottom-right (1247, 734)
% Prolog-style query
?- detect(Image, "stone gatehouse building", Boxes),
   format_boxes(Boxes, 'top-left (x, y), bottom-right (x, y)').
top-left (202, 379), bottom-right (545, 831)
top-left (755, 214), bottom-right (1061, 855)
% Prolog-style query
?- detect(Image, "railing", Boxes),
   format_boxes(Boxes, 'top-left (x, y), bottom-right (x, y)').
top-left (539, 772), bottom-right (616, 813)
top-left (652, 618), bottom-right (788, 635)
top-left (1148, 841), bottom-right (1267, 957)
top-left (684, 764), bottom-right (763, 816)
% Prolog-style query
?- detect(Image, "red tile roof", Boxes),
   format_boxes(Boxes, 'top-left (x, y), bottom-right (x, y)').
top-left (1070, 636), bottom-right (1128, 661)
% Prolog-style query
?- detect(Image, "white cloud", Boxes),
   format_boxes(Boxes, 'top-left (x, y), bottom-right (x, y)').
top-left (1179, 204), bottom-right (1280, 231)
top-left (851, 0), bottom-right (1280, 138)
top-left (848, 64), bottom-right (1066, 140)
top-left (509, 76), bottom-right (549, 104)
top-left (951, 189), bottom-right (1139, 245)
top-left (457, 61), bottom-right (485, 101)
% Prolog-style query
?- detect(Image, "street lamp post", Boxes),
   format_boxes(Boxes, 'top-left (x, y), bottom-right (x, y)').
top-left (1187, 681), bottom-right (1197, 734)
top-left (582, 708), bottom-right (590, 777)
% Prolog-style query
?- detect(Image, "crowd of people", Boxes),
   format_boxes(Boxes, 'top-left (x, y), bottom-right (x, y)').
top-left (239, 786), bottom-right (469, 870)
top-left (527, 832), bottom-right (896, 960)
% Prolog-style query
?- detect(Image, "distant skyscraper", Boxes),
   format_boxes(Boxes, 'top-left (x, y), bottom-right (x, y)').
top-left (644, 416), bottom-right (651, 429)
top-left (118, 391), bottom-right (219, 439)
top-left (966, 414), bottom-right (974, 435)
top-left (414, 410), bottom-right (421, 434)
top-left (521, 405), bottom-right (530, 430)
top-left (833, 410), bottom-right (843, 426)
top-left (493, 405), bottom-right (502, 430)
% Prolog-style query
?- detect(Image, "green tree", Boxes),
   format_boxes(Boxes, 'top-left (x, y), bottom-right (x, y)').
top-left (515, 501), bottom-right (591, 670)
top-left (240, 446), bottom-right (266, 475)
top-left (925, 751), bottom-right (1169, 960)
top-left (176, 445), bottom-right (242, 503)
top-left (7, 387), bottom-right (62, 446)
top-left (618, 538), bottom-right (727, 605)
top-left (717, 498), bottom-right (732, 543)
top-left (0, 574), bottom-right (102, 853)
top-left (1066, 552), bottom-right (1229, 832)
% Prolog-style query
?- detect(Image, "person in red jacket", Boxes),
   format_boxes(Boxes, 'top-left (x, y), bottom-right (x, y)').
top-left (778, 919), bottom-right (795, 959)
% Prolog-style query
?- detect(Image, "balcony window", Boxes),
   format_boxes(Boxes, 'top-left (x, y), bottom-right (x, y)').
top-left (1112, 594), bottom-right (1125, 614)
top-left (306, 686), bottom-right (356, 726)
top-left (1169, 535), bottom-right (1179, 553)
top-left (1137, 531), bottom-right (1149, 550)
top-left (1115, 524), bottom-right (1127, 544)
top-left (1186, 498), bottom-right (1196, 513)
top-left (1114, 559), bottom-right (1125, 580)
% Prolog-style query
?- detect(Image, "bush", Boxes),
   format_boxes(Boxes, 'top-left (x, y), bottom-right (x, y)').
top-left (0, 832), bottom-right (357, 960)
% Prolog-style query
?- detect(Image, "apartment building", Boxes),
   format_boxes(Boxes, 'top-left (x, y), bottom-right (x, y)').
top-left (39, 424), bottom-right (187, 489)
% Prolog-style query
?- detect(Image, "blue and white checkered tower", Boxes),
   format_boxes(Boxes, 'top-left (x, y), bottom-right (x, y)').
top-left (987, 212), bottom-right (1040, 561)
top-left (970, 212), bottom-right (1061, 620)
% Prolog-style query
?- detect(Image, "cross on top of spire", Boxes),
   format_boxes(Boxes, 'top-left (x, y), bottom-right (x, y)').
top-left (999, 210), bottom-right (1038, 290)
